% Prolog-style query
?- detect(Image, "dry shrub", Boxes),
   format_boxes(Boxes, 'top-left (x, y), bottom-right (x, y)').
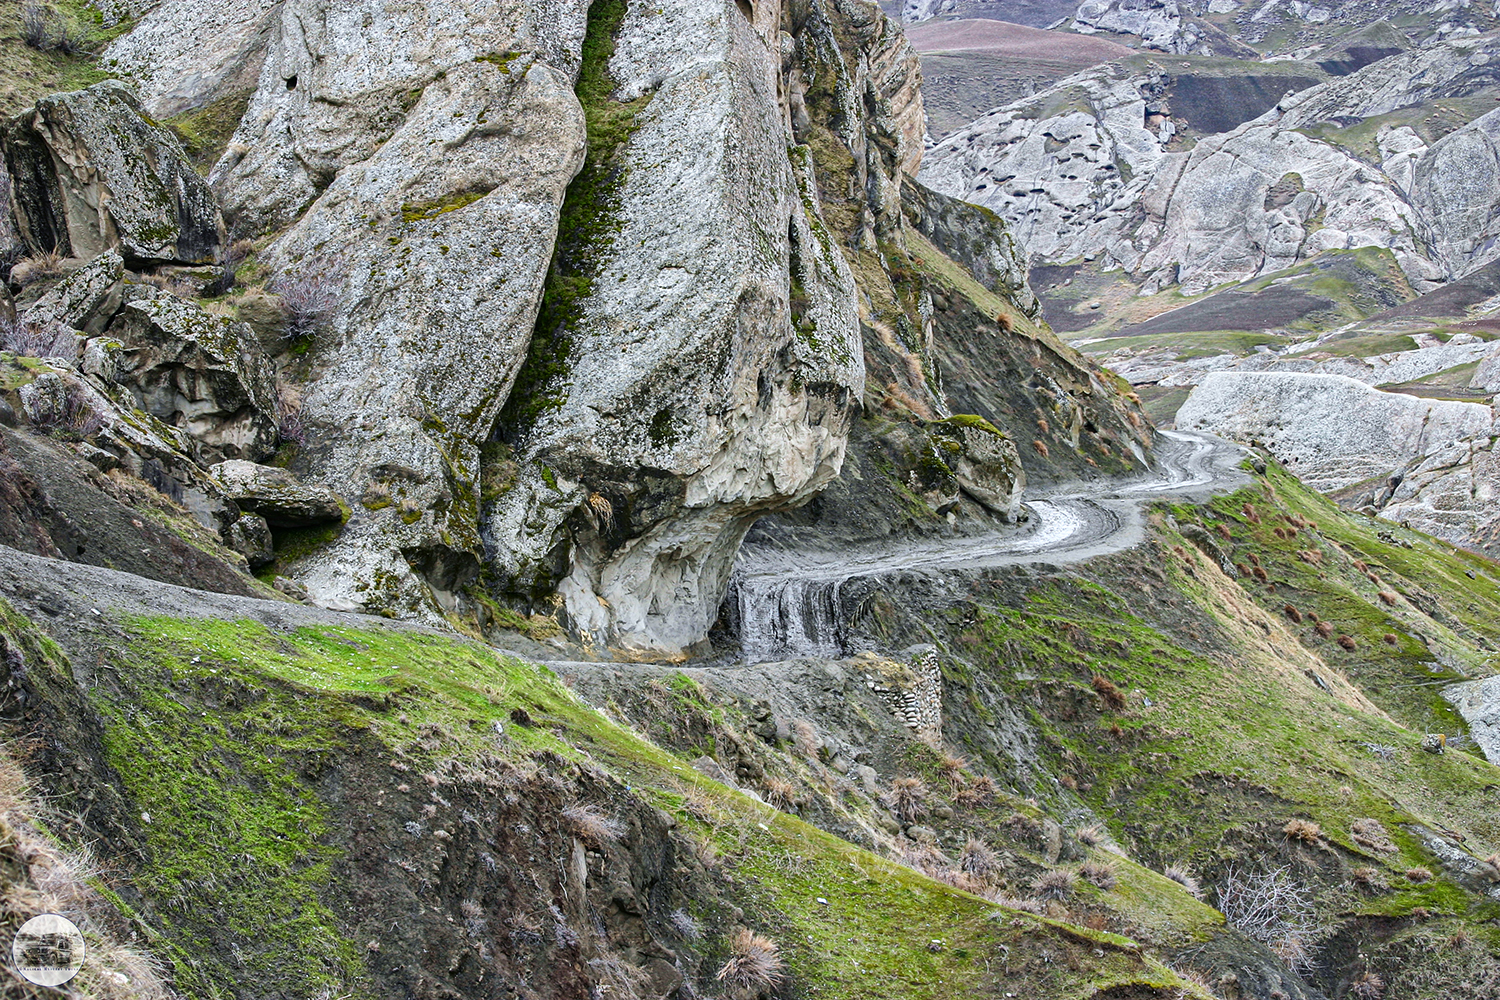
top-left (1377, 590), bottom-right (1399, 606)
top-left (1284, 604), bottom-right (1303, 623)
top-left (1405, 867), bottom-right (1432, 883)
top-left (1091, 674), bottom-right (1127, 711)
top-left (1236, 562), bottom-right (1252, 578)
top-left (1059, 774), bottom-right (1077, 790)
top-left (270, 259), bottom-right (345, 339)
top-left (561, 803), bottom-right (625, 845)
top-left (1367, 572), bottom-right (1381, 584)
top-left (1298, 549), bottom-right (1323, 565)
top-left (1283, 818), bottom-right (1321, 843)
top-left (1031, 439), bottom-right (1049, 458)
top-left (791, 719), bottom-right (821, 758)
top-left (1253, 566), bottom-right (1270, 583)
top-left (1031, 868), bottom-right (1076, 901)
top-left (938, 753), bottom-right (968, 794)
top-left (1354, 559), bottom-right (1369, 572)
top-left (1037, 417), bottom-right (1050, 434)
top-left (886, 776), bottom-right (929, 823)
top-left (1249, 551), bottom-right (1261, 565)
top-left (1080, 859), bottom-right (1118, 890)
top-left (0, 315), bottom-right (75, 358)
top-left (11, 249), bottom-right (65, 285)
top-left (761, 778), bottom-right (796, 811)
top-left (995, 312), bottom-right (1013, 332)
top-left (1215, 522), bottom-right (1232, 540)
top-left (955, 774), bottom-right (996, 810)
top-left (1075, 824), bottom-right (1105, 847)
top-left (1350, 819), bottom-right (1398, 854)
top-left (1215, 866), bottom-right (1321, 974)
top-left (1350, 866), bottom-right (1387, 892)
top-left (958, 838), bottom-right (1000, 880)
top-left (1316, 621), bottom-right (1334, 638)
top-left (1337, 635), bottom-right (1357, 651)
top-left (1382, 633), bottom-right (1398, 646)
top-left (1164, 864), bottom-right (1202, 898)
top-left (1349, 971), bottom-right (1385, 998)
top-left (1241, 503), bottom-right (1260, 524)
top-left (716, 927), bottom-right (784, 995)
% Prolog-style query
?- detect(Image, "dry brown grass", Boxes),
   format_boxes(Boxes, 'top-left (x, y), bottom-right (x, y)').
top-left (886, 776), bottom-right (929, 823)
top-left (1382, 633), bottom-right (1399, 645)
top-left (1316, 621), bottom-right (1334, 638)
top-left (1350, 818), bottom-right (1397, 854)
top-left (938, 753), bottom-right (968, 794)
top-left (1031, 439), bottom-right (1049, 458)
top-left (1405, 866), bottom-right (1433, 883)
top-left (1080, 859), bottom-right (1118, 890)
top-left (1091, 674), bottom-right (1126, 711)
top-left (561, 803), bottom-right (625, 845)
top-left (1282, 818), bottom-right (1321, 843)
top-left (1338, 635), bottom-right (1357, 650)
top-left (716, 927), bottom-right (785, 994)
top-left (1377, 590), bottom-right (1399, 606)
top-left (1283, 604), bottom-right (1303, 623)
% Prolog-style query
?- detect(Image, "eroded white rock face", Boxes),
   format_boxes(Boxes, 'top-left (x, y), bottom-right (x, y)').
top-left (1176, 371), bottom-right (1495, 491)
top-left (483, 0), bottom-right (866, 656)
top-left (211, 0), bottom-right (592, 231)
top-left (920, 34), bottom-right (1500, 295)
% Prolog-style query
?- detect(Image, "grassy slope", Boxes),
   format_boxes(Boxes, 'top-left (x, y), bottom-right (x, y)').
top-left (0, 599), bottom-right (1206, 1000)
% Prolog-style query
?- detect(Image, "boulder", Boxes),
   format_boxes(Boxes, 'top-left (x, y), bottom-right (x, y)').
top-left (226, 511), bottom-right (274, 568)
top-left (209, 460), bottom-right (345, 527)
top-left (929, 417), bottom-right (1025, 520)
top-left (21, 251), bottom-right (125, 336)
top-left (2, 81), bottom-right (225, 265)
top-left (1474, 343), bottom-right (1500, 393)
top-left (1444, 675), bottom-right (1500, 765)
top-left (1176, 371), bottom-right (1494, 492)
top-left (107, 295), bottom-right (279, 464)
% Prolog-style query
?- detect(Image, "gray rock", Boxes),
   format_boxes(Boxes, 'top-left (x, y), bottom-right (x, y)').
top-left (930, 417), bottom-right (1026, 520)
top-left (108, 296), bottom-right (280, 464)
top-left (273, 575), bottom-right (312, 602)
top-left (21, 251), bottom-right (125, 336)
top-left (210, 460), bottom-right (346, 527)
top-left (102, 0), bottom-right (279, 116)
top-left (227, 512), bottom-right (274, 569)
top-left (1176, 372), bottom-right (1494, 492)
top-left (481, 0), bottom-right (865, 656)
top-left (691, 755), bottom-right (737, 789)
top-left (2, 82), bottom-right (224, 265)
top-left (1444, 675), bottom-right (1500, 765)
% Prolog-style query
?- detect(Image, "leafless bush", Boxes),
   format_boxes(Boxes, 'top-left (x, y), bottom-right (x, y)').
top-left (886, 776), bottom-right (929, 823)
top-left (270, 259), bottom-right (344, 339)
top-left (716, 927), bottom-right (784, 995)
top-left (1215, 866), bottom-right (1321, 972)
top-left (561, 803), bottom-right (624, 845)
top-left (20, 3), bottom-right (88, 54)
top-left (1031, 868), bottom-right (1075, 901)
top-left (761, 777), bottom-right (796, 811)
top-left (669, 908), bottom-right (699, 941)
top-left (28, 377), bottom-right (106, 438)
top-left (276, 391), bottom-right (307, 447)
top-left (0, 315), bottom-right (74, 358)
top-left (938, 753), bottom-right (968, 793)
top-left (1348, 971), bottom-right (1385, 999)
top-left (955, 774), bottom-right (996, 810)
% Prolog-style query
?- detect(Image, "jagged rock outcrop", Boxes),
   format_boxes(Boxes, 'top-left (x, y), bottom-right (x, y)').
top-left (483, 1), bottom-right (866, 655)
top-left (2, 82), bottom-right (224, 265)
top-left (20, 251), bottom-right (126, 336)
top-left (921, 33), bottom-right (1500, 295)
top-left (1072, 0), bottom-right (1258, 57)
top-left (929, 416), bottom-right (1025, 518)
top-left (1176, 371), bottom-right (1495, 491)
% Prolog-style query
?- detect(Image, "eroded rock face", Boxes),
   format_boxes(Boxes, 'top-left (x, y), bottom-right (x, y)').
top-left (930, 417), bottom-right (1025, 519)
top-left (102, 0), bottom-right (280, 116)
top-left (483, 0), bottom-right (866, 656)
top-left (1176, 371), bottom-right (1495, 491)
top-left (208, 1), bottom-right (591, 620)
top-left (108, 295), bottom-right (280, 465)
top-left (2, 82), bottom-right (224, 266)
top-left (920, 34), bottom-right (1500, 295)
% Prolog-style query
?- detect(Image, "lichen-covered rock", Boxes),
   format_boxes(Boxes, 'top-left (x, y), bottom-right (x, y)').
top-left (107, 296), bottom-right (279, 464)
top-left (102, 0), bottom-right (279, 116)
top-left (2, 82), bottom-right (225, 265)
top-left (1176, 371), bottom-right (1495, 492)
top-left (21, 251), bottom-right (125, 336)
top-left (210, 0), bottom-right (591, 231)
top-left (226, 511), bottom-right (274, 568)
top-left (482, 0), bottom-right (864, 656)
top-left (1445, 674), bottom-right (1500, 765)
top-left (220, 3), bottom-right (589, 621)
top-left (210, 460), bottom-right (345, 527)
top-left (930, 417), bottom-right (1025, 519)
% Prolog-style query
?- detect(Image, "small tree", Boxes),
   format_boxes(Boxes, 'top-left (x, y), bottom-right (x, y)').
top-left (270, 260), bottom-right (344, 340)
